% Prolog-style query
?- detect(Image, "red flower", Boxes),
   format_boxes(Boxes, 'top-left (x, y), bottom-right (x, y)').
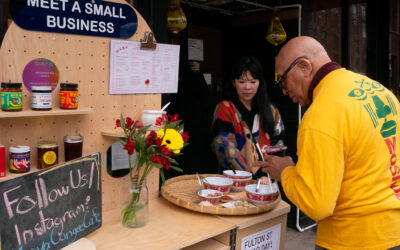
top-left (181, 132), bottom-right (189, 143)
top-left (146, 131), bottom-right (162, 146)
top-left (169, 114), bottom-right (179, 122)
top-left (125, 117), bottom-right (134, 130)
top-left (115, 119), bottom-right (121, 128)
top-left (155, 114), bottom-right (168, 126)
top-left (123, 137), bottom-right (135, 155)
top-left (160, 156), bottom-right (172, 170)
top-left (151, 154), bottom-right (171, 170)
top-left (160, 145), bottom-right (172, 156)
top-left (135, 120), bottom-right (144, 130)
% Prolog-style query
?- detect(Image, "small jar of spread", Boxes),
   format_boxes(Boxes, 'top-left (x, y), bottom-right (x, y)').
top-left (37, 141), bottom-right (58, 169)
top-left (32, 86), bottom-right (52, 111)
top-left (64, 135), bottom-right (83, 161)
top-left (60, 83), bottom-right (78, 109)
top-left (1, 83), bottom-right (22, 112)
top-left (9, 146), bottom-right (30, 173)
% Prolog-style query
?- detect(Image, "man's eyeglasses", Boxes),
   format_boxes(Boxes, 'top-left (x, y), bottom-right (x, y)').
top-left (275, 56), bottom-right (308, 89)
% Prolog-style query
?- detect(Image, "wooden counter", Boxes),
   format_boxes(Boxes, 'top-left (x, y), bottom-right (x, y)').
top-left (86, 198), bottom-right (290, 250)
top-left (86, 198), bottom-right (235, 250)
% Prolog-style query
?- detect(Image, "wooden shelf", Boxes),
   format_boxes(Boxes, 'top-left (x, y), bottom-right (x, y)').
top-left (0, 169), bottom-right (35, 182)
top-left (0, 107), bottom-right (93, 118)
top-left (181, 239), bottom-right (230, 250)
top-left (101, 130), bottom-right (125, 138)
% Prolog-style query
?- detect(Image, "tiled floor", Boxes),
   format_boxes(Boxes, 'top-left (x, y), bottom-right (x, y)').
top-left (285, 226), bottom-right (317, 250)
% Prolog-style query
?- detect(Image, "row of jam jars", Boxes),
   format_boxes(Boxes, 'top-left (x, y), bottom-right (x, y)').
top-left (6, 135), bottom-right (84, 173)
top-left (0, 82), bottom-right (79, 112)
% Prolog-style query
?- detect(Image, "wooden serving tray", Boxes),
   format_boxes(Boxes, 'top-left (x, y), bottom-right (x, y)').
top-left (160, 174), bottom-right (281, 215)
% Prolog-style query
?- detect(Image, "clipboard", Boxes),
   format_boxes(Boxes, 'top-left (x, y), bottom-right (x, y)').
top-left (140, 31), bottom-right (157, 50)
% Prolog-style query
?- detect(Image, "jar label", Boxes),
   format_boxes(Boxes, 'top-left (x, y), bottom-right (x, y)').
top-left (60, 90), bottom-right (78, 109)
top-left (32, 92), bottom-right (52, 108)
top-left (9, 152), bottom-right (30, 171)
top-left (43, 151), bottom-right (57, 165)
top-left (1, 92), bottom-right (22, 110)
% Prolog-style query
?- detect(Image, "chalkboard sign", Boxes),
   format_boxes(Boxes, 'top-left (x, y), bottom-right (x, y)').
top-left (0, 153), bottom-right (102, 250)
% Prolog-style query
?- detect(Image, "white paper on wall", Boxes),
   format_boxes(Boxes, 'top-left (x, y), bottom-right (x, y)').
top-left (109, 39), bottom-right (180, 94)
top-left (188, 38), bottom-right (204, 62)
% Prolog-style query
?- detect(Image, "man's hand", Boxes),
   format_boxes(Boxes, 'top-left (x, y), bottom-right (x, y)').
top-left (252, 155), bottom-right (295, 182)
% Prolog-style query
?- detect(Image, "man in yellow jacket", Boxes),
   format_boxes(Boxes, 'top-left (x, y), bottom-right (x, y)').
top-left (253, 36), bottom-right (400, 250)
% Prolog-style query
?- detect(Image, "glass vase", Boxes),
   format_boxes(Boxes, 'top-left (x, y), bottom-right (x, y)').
top-left (121, 176), bottom-right (149, 228)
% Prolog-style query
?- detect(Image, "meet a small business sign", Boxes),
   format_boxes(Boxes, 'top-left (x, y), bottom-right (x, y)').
top-left (0, 153), bottom-right (102, 249)
top-left (9, 0), bottom-right (137, 38)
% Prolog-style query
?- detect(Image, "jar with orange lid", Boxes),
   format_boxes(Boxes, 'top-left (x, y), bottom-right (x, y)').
top-left (37, 141), bottom-right (58, 169)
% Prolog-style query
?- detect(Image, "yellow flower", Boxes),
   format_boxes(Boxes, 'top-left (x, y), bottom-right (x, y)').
top-left (157, 128), bottom-right (184, 154)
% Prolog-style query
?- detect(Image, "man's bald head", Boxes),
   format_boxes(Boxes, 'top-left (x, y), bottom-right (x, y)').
top-left (277, 36), bottom-right (331, 75)
top-left (275, 36), bottom-right (332, 106)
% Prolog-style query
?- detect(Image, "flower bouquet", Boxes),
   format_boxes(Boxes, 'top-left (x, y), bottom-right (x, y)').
top-left (115, 113), bottom-right (189, 227)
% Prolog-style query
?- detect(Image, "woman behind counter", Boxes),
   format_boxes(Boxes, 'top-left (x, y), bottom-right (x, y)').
top-left (210, 56), bottom-right (285, 176)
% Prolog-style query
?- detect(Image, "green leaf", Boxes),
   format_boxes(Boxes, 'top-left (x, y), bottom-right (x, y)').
top-left (120, 113), bottom-right (127, 133)
top-left (152, 163), bottom-right (163, 169)
top-left (170, 165), bottom-right (183, 172)
top-left (138, 125), bottom-right (152, 135)
top-left (160, 170), bottom-right (166, 185)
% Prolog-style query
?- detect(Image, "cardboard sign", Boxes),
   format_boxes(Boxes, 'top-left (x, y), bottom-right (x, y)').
top-left (241, 224), bottom-right (281, 250)
top-left (0, 153), bottom-right (102, 249)
top-left (9, 0), bottom-right (137, 39)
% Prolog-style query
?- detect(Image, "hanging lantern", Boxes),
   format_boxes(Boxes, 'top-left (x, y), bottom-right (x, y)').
top-left (266, 16), bottom-right (287, 46)
top-left (167, 0), bottom-right (187, 34)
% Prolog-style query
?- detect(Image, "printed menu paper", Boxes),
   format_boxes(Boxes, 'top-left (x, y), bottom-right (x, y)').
top-left (109, 39), bottom-right (180, 94)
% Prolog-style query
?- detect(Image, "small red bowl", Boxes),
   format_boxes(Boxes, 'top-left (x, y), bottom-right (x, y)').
top-left (203, 177), bottom-right (233, 195)
top-left (198, 189), bottom-right (222, 205)
top-left (223, 170), bottom-right (252, 180)
top-left (223, 170), bottom-right (252, 192)
top-left (231, 177), bottom-right (252, 192)
top-left (245, 183), bottom-right (279, 205)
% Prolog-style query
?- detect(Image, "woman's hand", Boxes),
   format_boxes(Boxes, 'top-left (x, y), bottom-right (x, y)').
top-left (252, 155), bottom-right (295, 182)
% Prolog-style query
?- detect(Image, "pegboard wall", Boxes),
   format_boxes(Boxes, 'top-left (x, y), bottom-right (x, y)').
top-left (0, 0), bottom-right (161, 212)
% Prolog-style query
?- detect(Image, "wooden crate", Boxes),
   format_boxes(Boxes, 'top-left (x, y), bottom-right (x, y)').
top-left (214, 201), bottom-right (290, 250)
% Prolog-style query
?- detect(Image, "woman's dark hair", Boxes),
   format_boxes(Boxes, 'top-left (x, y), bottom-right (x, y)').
top-left (225, 56), bottom-right (276, 142)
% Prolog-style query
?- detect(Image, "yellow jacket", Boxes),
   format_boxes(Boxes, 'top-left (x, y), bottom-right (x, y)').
top-left (282, 68), bottom-right (400, 249)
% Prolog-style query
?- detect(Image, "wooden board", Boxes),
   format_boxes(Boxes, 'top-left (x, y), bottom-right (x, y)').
top-left (0, 0), bottom-right (161, 213)
top-left (161, 174), bottom-right (281, 215)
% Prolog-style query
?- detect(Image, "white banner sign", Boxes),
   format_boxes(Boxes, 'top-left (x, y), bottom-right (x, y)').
top-left (241, 223), bottom-right (281, 250)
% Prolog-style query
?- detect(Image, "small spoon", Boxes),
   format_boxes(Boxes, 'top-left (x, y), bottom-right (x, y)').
top-left (255, 178), bottom-right (261, 193)
top-left (160, 102), bottom-right (171, 112)
top-left (230, 165), bottom-right (237, 175)
top-left (196, 172), bottom-right (203, 195)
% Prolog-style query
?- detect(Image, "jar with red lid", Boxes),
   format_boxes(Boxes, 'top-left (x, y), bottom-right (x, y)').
top-left (60, 83), bottom-right (78, 109)
top-left (1, 83), bottom-right (22, 112)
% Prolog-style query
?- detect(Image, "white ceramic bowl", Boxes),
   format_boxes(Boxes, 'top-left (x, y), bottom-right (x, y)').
top-left (203, 177), bottom-right (233, 194)
top-left (198, 189), bottom-right (222, 205)
top-left (223, 170), bottom-right (252, 179)
top-left (141, 110), bottom-right (167, 131)
top-left (245, 182), bottom-right (279, 205)
top-left (223, 170), bottom-right (252, 192)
